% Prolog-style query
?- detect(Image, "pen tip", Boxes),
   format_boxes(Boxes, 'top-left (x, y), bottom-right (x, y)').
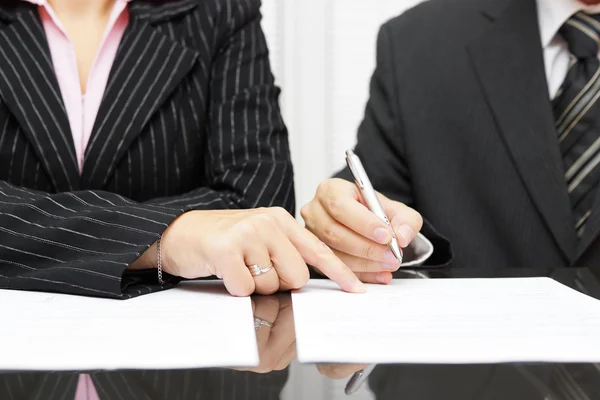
top-left (390, 242), bottom-right (403, 264)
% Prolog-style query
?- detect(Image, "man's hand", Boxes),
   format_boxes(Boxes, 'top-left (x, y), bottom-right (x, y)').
top-left (301, 178), bottom-right (423, 284)
top-left (316, 364), bottom-right (369, 379)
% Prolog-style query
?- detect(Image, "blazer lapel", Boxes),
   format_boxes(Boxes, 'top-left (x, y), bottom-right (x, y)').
top-left (0, 7), bottom-right (78, 191)
top-left (467, 0), bottom-right (578, 261)
top-left (80, 2), bottom-right (198, 189)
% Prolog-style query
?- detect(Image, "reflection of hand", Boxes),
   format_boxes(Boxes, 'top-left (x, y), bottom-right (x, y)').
top-left (235, 294), bottom-right (296, 373)
top-left (317, 364), bottom-right (369, 379)
top-left (301, 179), bottom-right (423, 284)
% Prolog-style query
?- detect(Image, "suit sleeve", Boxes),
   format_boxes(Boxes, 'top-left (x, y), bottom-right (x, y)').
top-left (334, 22), bottom-right (452, 267)
top-left (0, 1), bottom-right (293, 299)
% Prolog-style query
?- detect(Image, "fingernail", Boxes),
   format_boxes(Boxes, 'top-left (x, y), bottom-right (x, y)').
top-left (397, 224), bottom-right (415, 245)
top-left (384, 250), bottom-right (399, 264)
top-left (376, 272), bottom-right (389, 284)
top-left (382, 263), bottom-right (399, 271)
top-left (374, 227), bottom-right (391, 243)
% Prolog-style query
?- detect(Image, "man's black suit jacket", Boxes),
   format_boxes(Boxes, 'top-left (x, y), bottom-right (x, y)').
top-left (338, 0), bottom-right (600, 269)
top-left (0, 0), bottom-right (294, 298)
top-left (334, 0), bottom-right (600, 398)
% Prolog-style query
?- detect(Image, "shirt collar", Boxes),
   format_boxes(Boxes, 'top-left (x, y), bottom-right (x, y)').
top-left (537, 0), bottom-right (600, 48)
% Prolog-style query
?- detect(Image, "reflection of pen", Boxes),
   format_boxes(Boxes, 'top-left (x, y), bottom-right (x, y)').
top-left (344, 364), bottom-right (376, 395)
top-left (345, 149), bottom-right (403, 263)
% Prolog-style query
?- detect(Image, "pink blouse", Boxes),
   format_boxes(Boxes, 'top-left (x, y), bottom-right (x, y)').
top-left (22, 1), bottom-right (131, 398)
top-left (23, 0), bottom-right (130, 171)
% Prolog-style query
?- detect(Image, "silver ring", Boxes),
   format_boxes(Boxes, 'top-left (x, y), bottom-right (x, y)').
top-left (254, 317), bottom-right (273, 329)
top-left (247, 263), bottom-right (273, 277)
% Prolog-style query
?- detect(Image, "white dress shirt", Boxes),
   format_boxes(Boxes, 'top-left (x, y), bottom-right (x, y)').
top-left (537, 0), bottom-right (600, 98)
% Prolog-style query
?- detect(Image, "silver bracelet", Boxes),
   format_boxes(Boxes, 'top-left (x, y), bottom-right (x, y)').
top-left (157, 236), bottom-right (165, 285)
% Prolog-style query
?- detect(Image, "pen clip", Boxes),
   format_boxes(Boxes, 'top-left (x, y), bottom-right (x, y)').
top-left (345, 150), bottom-right (365, 189)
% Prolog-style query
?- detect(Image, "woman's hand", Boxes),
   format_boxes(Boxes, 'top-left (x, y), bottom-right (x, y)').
top-left (234, 294), bottom-right (296, 373)
top-left (131, 207), bottom-right (365, 296)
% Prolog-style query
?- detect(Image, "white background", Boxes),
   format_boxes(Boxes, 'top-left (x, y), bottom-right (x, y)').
top-left (259, 1), bottom-right (425, 399)
top-left (260, 0), bottom-right (425, 217)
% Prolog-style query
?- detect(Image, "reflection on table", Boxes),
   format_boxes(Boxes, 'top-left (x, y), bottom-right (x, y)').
top-left (2, 266), bottom-right (599, 400)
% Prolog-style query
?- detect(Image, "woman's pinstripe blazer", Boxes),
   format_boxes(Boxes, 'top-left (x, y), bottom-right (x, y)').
top-left (0, 0), bottom-right (294, 298)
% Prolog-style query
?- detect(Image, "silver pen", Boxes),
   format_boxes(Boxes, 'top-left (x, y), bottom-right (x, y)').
top-left (344, 149), bottom-right (398, 395)
top-left (345, 149), bottom-right (403, 263)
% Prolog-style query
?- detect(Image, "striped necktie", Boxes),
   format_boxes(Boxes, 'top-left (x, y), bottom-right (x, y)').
top-left (546, 13), bottom-right (600, 400)
top-left (552, 11), bottom-right (600, 237)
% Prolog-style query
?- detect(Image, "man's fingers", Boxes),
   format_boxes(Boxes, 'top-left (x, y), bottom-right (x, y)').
top-left (317, 364), bottom-right (370, 380)
top-left (354, 271), bottom-right (393, 285)
top-left (379, 194), bottom-right (423, 247)
top-left (307, 203), bottom-right (396, 263)
top-left (334, 250), bottom-right (399, 273)
top-left (319, 192), bottom-right (394, 245)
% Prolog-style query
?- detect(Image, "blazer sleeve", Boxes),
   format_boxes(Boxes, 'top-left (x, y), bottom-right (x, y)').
top-left (334, 22), bottom-right (452, 267)
top-left (0, 1), bottom-right (293, 299)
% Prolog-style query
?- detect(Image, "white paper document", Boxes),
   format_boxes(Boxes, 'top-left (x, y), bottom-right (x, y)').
top-left (1, 281), bottom-right (258, 371)
top-left (292, 278), bottom-right (600, 364)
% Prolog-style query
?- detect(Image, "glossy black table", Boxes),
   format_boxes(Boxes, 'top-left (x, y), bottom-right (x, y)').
top-left (2, 266), bottom-right (600, 400)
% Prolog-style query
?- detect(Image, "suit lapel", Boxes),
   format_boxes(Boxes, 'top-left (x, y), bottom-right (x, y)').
top-left (0, 7), bottom-right (78, 191)
top-left (80, 3), bottom-right (198, 189)
top-left (467, 0), bottom-right (578, 261)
